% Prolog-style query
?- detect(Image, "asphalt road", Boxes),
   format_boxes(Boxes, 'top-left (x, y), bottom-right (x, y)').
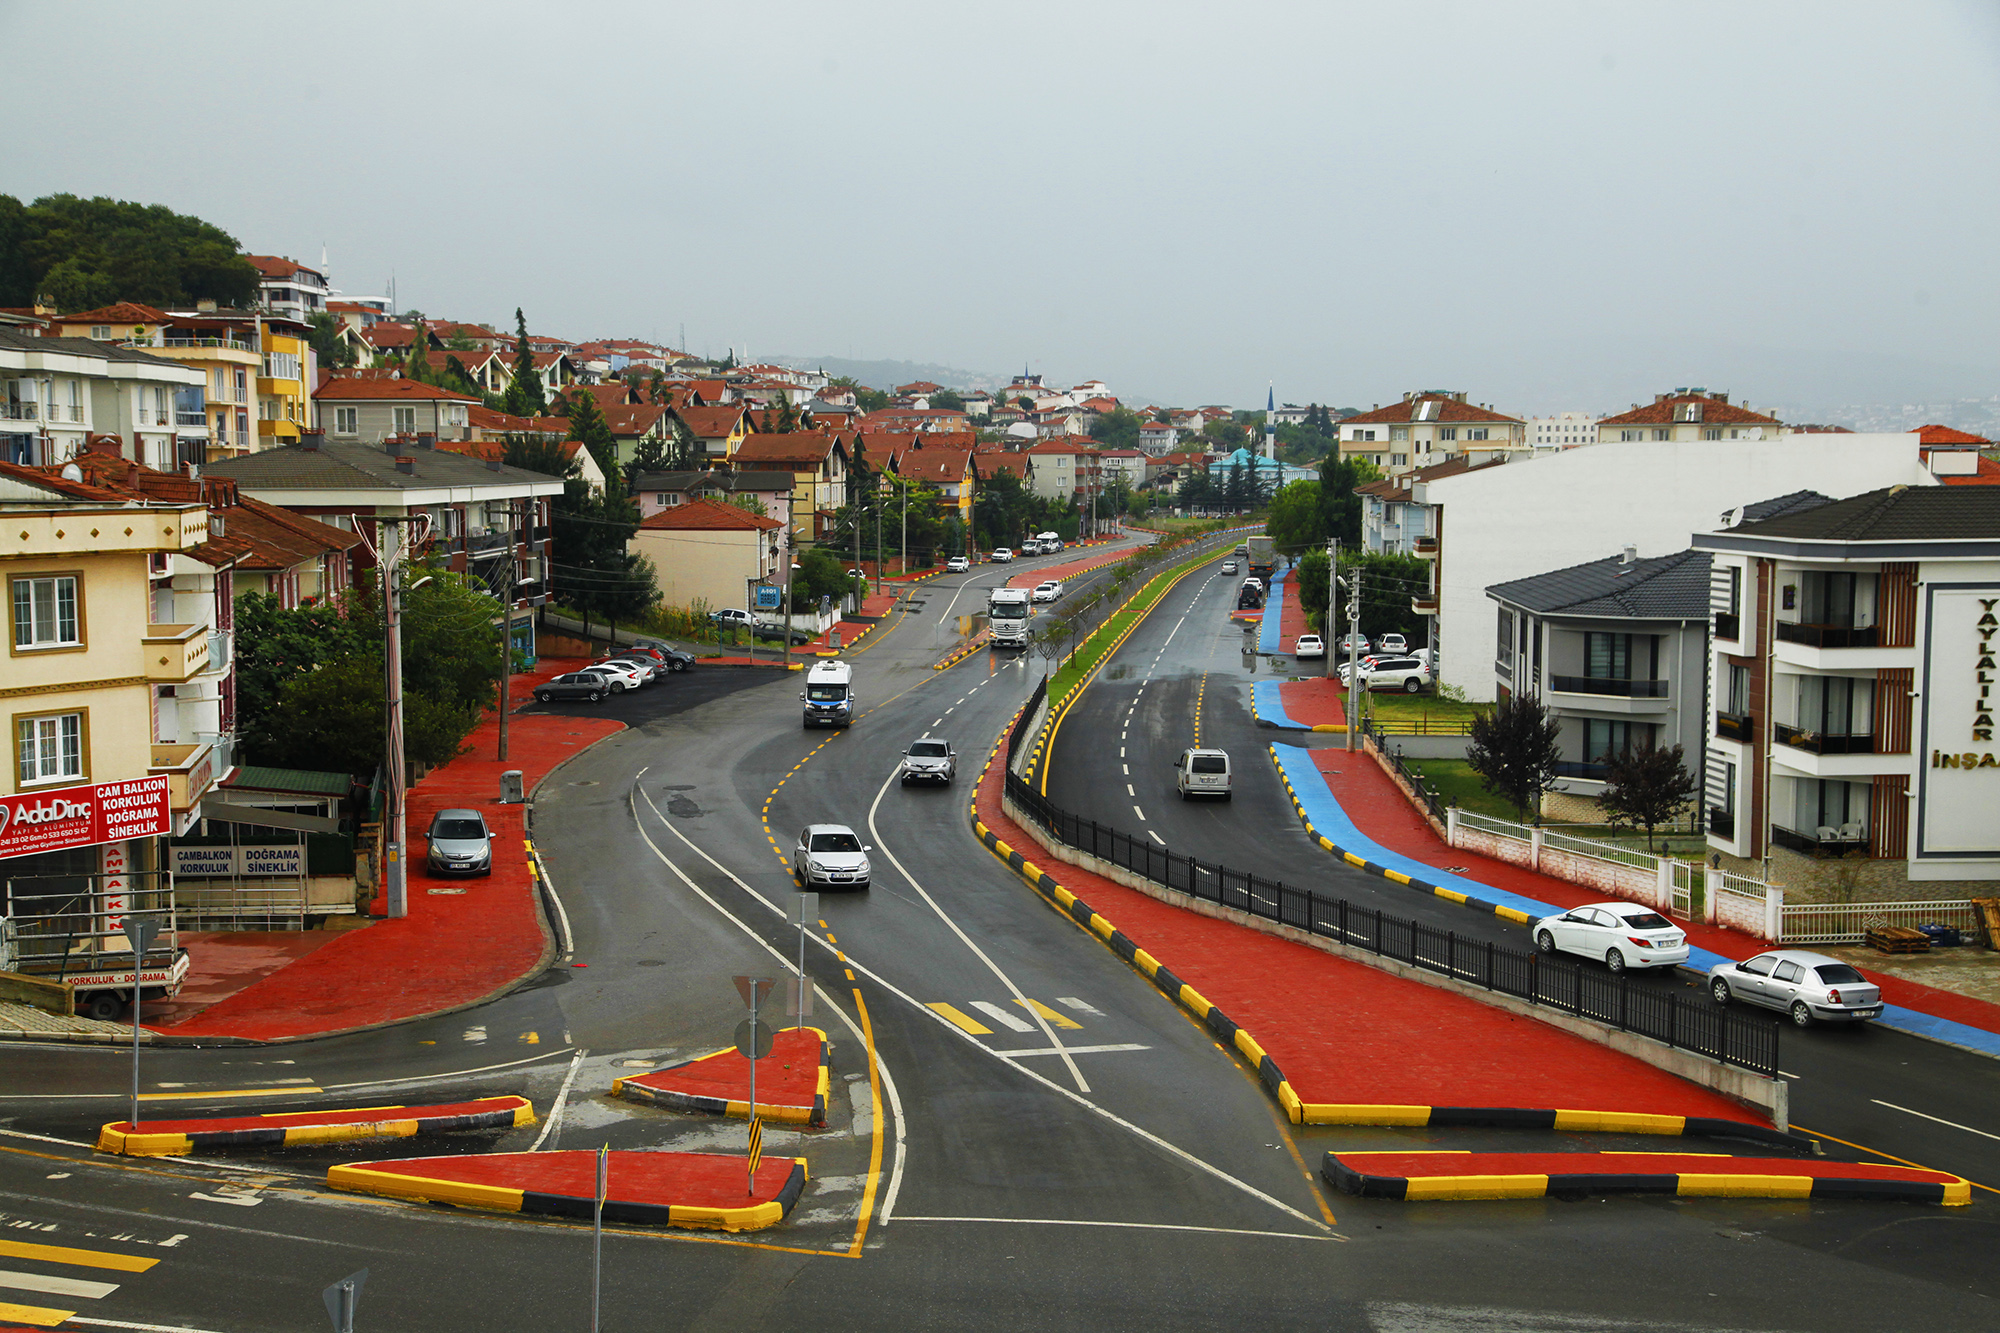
top-left (1, 534), bottom-right (1996, 1331)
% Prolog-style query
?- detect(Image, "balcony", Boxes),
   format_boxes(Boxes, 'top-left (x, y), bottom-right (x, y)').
top-left (1554, 760), bottom-right (1609, 781)
top-left (1707, 807), bottom-right (1735, 839)
top-left (149, 739), bottom-right (223, 826)
top-left (1414, 536), bottom-right (1438, 558)
top-left (202, 630), bottom-right (232, 677)
top-left (1714, 611), bottom-right (1739, 641)
top-left (142, 623), bottom-right (211, 682)
top-left (1772, 823), bottom-right (1871, 858)
top-left (160, 337), bottom-right (255, 352)
top-left (1776, 621), bottom-right (1877, 649)
top-left (2, 402), bottom-right (38, 421)
top-left (1774, 723), bottom-right (1876, 756)
top-left (467, 530), bottom-right (513, 555)
top-left (175, 411), bottom-right (208, 429)
top-left (1550, 675), bottom-right (1670, 699)
top-left (1715, 710), bottom-right (1753, 743)
top-left (1411, 593), bottom-right (1439, 615)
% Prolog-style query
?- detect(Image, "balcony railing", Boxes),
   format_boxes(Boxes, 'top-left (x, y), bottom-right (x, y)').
top-left (1772, 824), bottom-right (1872, 858)
top-left (1411, 594), bottom-right (1439, 614)
top-left (1707, 807), bottom-right (1736, 838)
top-left (175, 410), bottom-right (208, 428)
top-left (1, 403), bottom-right (37, 421)
top-left (1554, 760), bottom-right (1609, 780)
top-left (161, 337), bottom-right (255, 352)
top-left (1714, 611), bottom-right (1739, 640)
top-left (1414, 536), bottom-right (1438, 557)
top-left (1774, 723), bottom-right (1876, 755)
top-left (1776, 621), bottom-right (1878, 649)
top-left (1716, 710), bottom-right (1753, 742)
top-left (1550, 675), bottom-right (1670, 698)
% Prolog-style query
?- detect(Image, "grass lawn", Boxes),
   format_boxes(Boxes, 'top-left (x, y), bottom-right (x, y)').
top-left (1403, 759), bottom-right (1522, 821)
top-left (1361, 692), bottom-right (1490, 727)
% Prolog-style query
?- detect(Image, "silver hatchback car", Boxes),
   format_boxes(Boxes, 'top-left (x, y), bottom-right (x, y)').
top-left (426, 808), bottom-right (495, 877)
top-left (1708, 949), bottom-right (1882, 1026)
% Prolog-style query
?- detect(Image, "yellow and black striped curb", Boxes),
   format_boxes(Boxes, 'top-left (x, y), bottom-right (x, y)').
top-left (1266, 743), bottom-right (1537, 928)
top-left (970, 718), bottom-right (1303, 1123)
top-left (1321, 1150), bottom-right (1970, 1204)
top-left (933, 632), bottom-right (990, 671)
top-left (326, 1158), bottom-right (809, 1231)
top-left (612, 1029), bottom-right (831, 1126)
top-left (96, 1096), bottom-right (536, 1157)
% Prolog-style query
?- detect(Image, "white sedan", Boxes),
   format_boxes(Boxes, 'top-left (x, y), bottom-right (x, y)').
top-left (1031, 580), bottom-right (1063, 603)
top-left (1294, 634), bottom-right (1325, 659)
top-left (1533, 902), bottom-right (1689, 973)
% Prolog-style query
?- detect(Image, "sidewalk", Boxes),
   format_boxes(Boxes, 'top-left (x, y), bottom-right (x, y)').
top-left (1278, 740), bottom-right (2000, 1054)
top-left (972, 734), bottom-right (1782, 1140)
top-left (1253, 676), bottom-right (1348, 731)
top-left (153, 658), bottom-right (622, 1041)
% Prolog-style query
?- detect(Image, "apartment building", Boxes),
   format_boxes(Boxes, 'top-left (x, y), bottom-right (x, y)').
top-left (627, 497), bottom-right (789, 615)
top-left (1597, 389), bottom-right (1784, 444)
top-left (731, 432), bottom-right (853, 542)
top-left (315, 376), bottom-right (479, 443)
top-left (244, 255), bottom-right (329, 323)
top-left (1529, 412), bottom-right (1602, 451)
top-left (1692, 485), bottom-right (2000, 895)
top-left (1337, 391), bottom-right (1527, 475)
top-left (0, 329), bottom-right (206, 471)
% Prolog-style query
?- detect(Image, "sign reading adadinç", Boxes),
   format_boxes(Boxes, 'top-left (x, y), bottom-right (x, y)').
top-left (0, 776), bottom-right (170, 858)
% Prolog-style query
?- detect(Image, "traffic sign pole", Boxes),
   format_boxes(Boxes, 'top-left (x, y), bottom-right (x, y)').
top-left (122, 914), bottom-right (160, 1133)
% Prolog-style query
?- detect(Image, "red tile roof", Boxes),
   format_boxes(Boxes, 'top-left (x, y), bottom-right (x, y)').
top-left (52, 302), bottom-right (170, 326)
top-left (314, 377), bottom-right (479, 402)
top-left (1597, 393), bottom-right (1778, 428)
top-left (732, 432), bottom-right (841, 466)
top-left (243, 254), bottom-right (325, 281)
top-left (1916, 423), bottom-right (1991, 446)
top-left (603, 404), bottom-right (671, 437)
top-left (636, 496), bottom-right (781, 531)
top-left (467, 405), bottom-right (569, 435)
top-left (1943, 455), bottom-right (2000, 486)
top-left (673, 404), bottom-right (748, 438)
top-left (1025, 441), bottom-right (1100, 456)
top-left (1340, 395), bottom-right (1525, 427)
top-left (898, 450), bottom-right (973, 484)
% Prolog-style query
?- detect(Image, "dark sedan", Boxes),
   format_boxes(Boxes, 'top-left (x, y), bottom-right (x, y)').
top-left (534, 670), bottom-right (615, 704)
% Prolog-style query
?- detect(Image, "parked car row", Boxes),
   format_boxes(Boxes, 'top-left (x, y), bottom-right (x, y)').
top-left (533, 641), bottom-right (694, 704)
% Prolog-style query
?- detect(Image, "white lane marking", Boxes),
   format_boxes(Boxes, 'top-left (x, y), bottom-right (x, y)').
top-left (462, 1026), bottom-right (486, 1043)
top-left (868, 766), bottom-right (1091, 1093)
top-left (632, 788), bottom-right (910, 1225)
top-left (1119, 747), bottom-right (1125, 758)
top-left (1058, 997), bottom-right (1104, 1016)
top-left (1148, 830), bottom-right (1166, 845)
top-left (318, 1049), bottom-right (574, 1093)
top-left (531, 1046), bottom-right (589, 1151)
top-left (189, 1192), bottom-right (260, 1207)
top-left (1871, 1100), bottom-right (2000, 1142)
top-left (1000, 1043), bottom-right (1150, 1057)
top-left (893, 1216), bottom-right (1326, 1242)
top-left (932, 718), bottom-right (944, 727)
top-left (1133, 805), bottom-right (1146, 821)
top-left (1126, 784), bottom-right (1134, 796)
top-left (969, 1002), bottom-right (1037, 1033)
top-left (1122, 764), bottom-right (1129, 775)
top-left (0, 1270), bottom-right (119, 1299)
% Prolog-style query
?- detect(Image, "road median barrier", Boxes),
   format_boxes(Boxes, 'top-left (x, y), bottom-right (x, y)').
top-left (327, 1148), bottom-right (808, 1231)
top-left (612, 1027), bottom-right (829, 1125)
top-left (97, 1095), bottom-right (535, 1157)
top-left (1322, 1149), bottom-right (1969, 1205)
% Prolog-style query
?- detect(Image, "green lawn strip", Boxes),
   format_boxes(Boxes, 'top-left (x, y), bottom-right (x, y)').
top-left (1046, 547), bottom-right (1216, 702)
top-left (1405, 758), bottom-right (1703, 858)
top-left (1359, 692), bottom-right (1490, 727)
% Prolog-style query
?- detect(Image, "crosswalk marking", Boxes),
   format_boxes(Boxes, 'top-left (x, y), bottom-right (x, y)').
top-left (0, 1270), bottom-right (119, 1300)
top-left (1057, 997), bottom-right (1104, 1016)
top-left (968, 1002), bottom-right (1036, 1034)
top-left (0, 1240), bottom-right (158, 1274)
top-left (0, 1299), bottom-right (76, 1327)
top-left (1014, 998), bottom-right (1083, 1029)
top-left (927, 1003), bottom-right (993, 1035)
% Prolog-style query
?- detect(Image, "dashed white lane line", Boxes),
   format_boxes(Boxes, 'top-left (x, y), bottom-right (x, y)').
top-left (1122, 764), bottom-right (1129, 775)
top-left (1871, 1100), bottom-right (2000, 1142)
top-left (1133, 805), bottom-right (1146, 821)
top-left (1148, 829), bottom-right (1166, 845)
top-left (1126, 784), bottom-right (1134, 796)
top-left (1058, 997), bottom-right (1105, 1016)
top-left (1119, 747), bottom-right (1126, 758)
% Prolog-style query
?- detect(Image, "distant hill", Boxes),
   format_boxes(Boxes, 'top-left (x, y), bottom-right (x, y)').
top-left (769, 355), bottom-right (1006, 393)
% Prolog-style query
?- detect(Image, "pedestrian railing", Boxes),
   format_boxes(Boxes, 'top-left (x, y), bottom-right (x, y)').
top-left (1002, 685), bottom-right (1778, 1077)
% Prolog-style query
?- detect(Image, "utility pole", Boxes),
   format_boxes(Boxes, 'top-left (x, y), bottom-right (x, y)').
top-left (781, 530), bottom-right (792, 674)
top-left (381, 519), bottom-right (409, 919)
top-left (497, 498), bottom-right (517, 763)
top-left (900, 477), bottom-right (908, 578)
top-left (874, 478), bottom-right (883, 597)
top-left (1325, 539), bottom-right (1338, 683)
top-left (1345, 565), bottom-right (1362, 754)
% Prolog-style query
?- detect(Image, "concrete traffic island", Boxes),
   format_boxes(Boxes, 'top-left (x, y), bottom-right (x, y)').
top-left (328, 1150), bottom-right (808, 1231)
top-left (96, 1095), bottom-right (535, 1157)
top-left (612, 1026), bottom-right (829, 1126)
top-left (1322, 1149), bottom-right (1970, 1205)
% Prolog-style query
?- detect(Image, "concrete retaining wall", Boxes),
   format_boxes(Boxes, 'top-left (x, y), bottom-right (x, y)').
top-left (1373, 733), bottom-right (1471, 760)
top-left (0, 969), bottom-right (74, 1016)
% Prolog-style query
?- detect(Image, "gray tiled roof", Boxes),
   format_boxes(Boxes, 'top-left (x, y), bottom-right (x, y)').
top-left (1739, 490), bottom-right (1832, 522)
top-left (0, 329), bottom-right (185, 368)
top-left (206, 438), bottom-right (558, 491)
top-left (1725, 484), bottom-right (2000, 541)
top-left (1486, 548), bottom-right (1712, 619)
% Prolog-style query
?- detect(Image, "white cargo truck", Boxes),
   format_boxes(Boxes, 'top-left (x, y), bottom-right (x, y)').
top-left (988, 587), bottom-right (1033, 648)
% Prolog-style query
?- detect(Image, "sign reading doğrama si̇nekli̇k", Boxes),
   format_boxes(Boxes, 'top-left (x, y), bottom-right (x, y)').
top-left (1918, 585), bottom-right (2000, 868)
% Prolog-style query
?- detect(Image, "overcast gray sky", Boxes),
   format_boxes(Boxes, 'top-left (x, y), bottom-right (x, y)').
top-left (6, 1), bottom-right (1998, 415)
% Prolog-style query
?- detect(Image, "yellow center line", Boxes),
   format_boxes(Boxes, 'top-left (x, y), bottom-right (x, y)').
top-left (847, 987), bottom-right (886, 1256)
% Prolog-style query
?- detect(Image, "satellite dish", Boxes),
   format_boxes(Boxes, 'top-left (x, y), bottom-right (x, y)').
top-left (60, 462), bottom-right (83, 482)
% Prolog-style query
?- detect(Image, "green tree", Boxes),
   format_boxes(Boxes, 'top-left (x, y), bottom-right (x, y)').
top-left (307, 311), bottom-right (355, 369)
top-left (501, 308), bottom-right (547, 416)
top-left (1088, 406), bottom-right (1143, 451)
top-left (1203, 418), bottom-right (1249, 450)
top-left (791, 547), bottom-right (851, 604)
top-left (565, 389), bottom-right (618, 474)
top-left (928, 388), bottom-right (965, 411)
top-left (0, 193), bottom-right (259, 310)
top-left (1466, 694), bottom-right (1565, 823)
top-left (1267, 480), bottom-right (1328, 560)
top-left (1318, 452), bottom-right (1374, 549)
top-left (404, 320), bottom-right (432, 383)
top-left (232, 590), bottom-right (373, 764)
top-left (1600, 742), bottom-right (1701, 852)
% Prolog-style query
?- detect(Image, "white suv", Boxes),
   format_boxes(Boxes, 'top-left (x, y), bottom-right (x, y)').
top-left (1174, 748), bottom-right (1232, 800)
top-left (1336, 655), bottom-right (1432, 694)
top-left (946, 556), bottom-right (970, 572)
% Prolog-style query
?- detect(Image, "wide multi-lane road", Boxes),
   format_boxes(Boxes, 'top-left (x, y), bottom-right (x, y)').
top-left (1, 536), bottom-right (1995, 1331)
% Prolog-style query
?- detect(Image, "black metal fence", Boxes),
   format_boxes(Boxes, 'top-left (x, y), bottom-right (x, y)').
top-left (1003, 682), bottom-right (1778, 1077)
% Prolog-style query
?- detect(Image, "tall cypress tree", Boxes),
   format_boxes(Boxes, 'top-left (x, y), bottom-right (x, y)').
top-left (565, 389), bottom-right (618, 476)
top-left (502, 307), bottom-right (547, 416)
top-left (405, 320), bottom-right (431, 383)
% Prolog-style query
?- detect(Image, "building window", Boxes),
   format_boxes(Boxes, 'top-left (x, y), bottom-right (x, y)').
top-left (236, 410), bottom-right (249, 447)
top-left (234, 367), bottom-right (248, 402)
top-left (1390, 427), bottom-right (1409, 441)
top-left (1584, 718), bottom-right (1651, 764)
top-left (1726, 565), bottom-right (1741, 618)
top-left (1439, 427), bottom-right (1456, 441)
top-left (66, 380), bottom-right (81, 422)
top-left (1703, 428), bottom-right (1722, 440)
top-left (334, 407), bottom-right (358, 435)
top-left (1496, 608), bottom-right (1515, 664)
top-left (12, 574), bottom-right (81, 650)
top-left (393, 407), bottom-right (416, 433)
top-left (1620, 430), bottom-right (1641, 442)
top-left (1391, 453), bottom-right (1408, 466)
top-left (1356, 429), bottom-right (1376, 441)
top-left (91, 325), bottom-right (111, 340)
top-left (1467, 427), bottom-right (1488, 441)
top-left (16, 710), bottom-right (85, 785)
top-left (1727, 663), bottom-right (1750, 714)
top-left (1584, 631), bottom-right (1656, 680)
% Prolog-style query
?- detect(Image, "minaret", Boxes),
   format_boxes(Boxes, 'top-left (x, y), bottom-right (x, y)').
top-left (1264, 383), bottom-right (1277, 459)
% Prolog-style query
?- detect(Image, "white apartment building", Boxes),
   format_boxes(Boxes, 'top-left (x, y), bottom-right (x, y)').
top-left (1693, 486), bottom-right (2000, 893)
top-left (1337, 391), bottom-right (1527, 476)
top-left (0, 331), bottom-right (206, 470)
top-left (1529, 412), bottom-right (1601, 451)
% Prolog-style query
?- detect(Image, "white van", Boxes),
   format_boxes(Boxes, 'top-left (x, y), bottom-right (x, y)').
top-left (801, 660), bottom-right (855, 728)
top-left (1175, 747), bottom-right (1232, 800)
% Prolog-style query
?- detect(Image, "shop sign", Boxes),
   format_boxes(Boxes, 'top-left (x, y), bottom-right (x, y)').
top-left (1918, 587), bottom-right (2000, 859)
top-left (0, 776), bottom-right (170, 859)
top-left (170, 844), bottom-right (305, 877)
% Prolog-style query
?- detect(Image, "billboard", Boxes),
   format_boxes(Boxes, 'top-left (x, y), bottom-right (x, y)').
top-left (1916, 583), bottom-right (2000, 864)
top-left (0, 776), bottom-right (170, 859)
top-left (170, 844), bottom-right (305, 878)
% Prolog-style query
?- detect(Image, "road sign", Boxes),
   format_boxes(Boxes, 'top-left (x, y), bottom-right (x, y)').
top-left (732, 975), bottom-right (777, 1009)
top-left (746, 1116), bottom-right (764, 1176)
top-left (121, 914), bottom-right (160, 958)
top-left (755, 584), bottom-right (783, 610)
top-left (786, 977), bottom-right (813, 1020)
top-left (733, 1016), bottom-right (775, 1060)
top-left (791, 893), bottom-right (819, 926)
top-left (323, 1269), bottom-right (368, 1333)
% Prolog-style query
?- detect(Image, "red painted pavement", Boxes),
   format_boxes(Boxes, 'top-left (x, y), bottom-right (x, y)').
top-left (363, 1149), bottom-right (798, 1207)
top-left (974, 747), bottom-right (1764, 1124)
top-left (1278, 677), bottom-right (1348, 728)
top-left (622, 1028), bottom-right (822, 1107)
top-left (1330, 1150), bottom-right (1962, 1185)
top-left (105, 1096), bottom-right (526, 1136)
top-left (1277, 565), bottom-right (1312, 652)
top-left (1314, 748), bottom-right (2000, 1036)
top-left (157, 659), bottom-right (622, 1041)
top-left (143, 931), bottom-right (343, 1027)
